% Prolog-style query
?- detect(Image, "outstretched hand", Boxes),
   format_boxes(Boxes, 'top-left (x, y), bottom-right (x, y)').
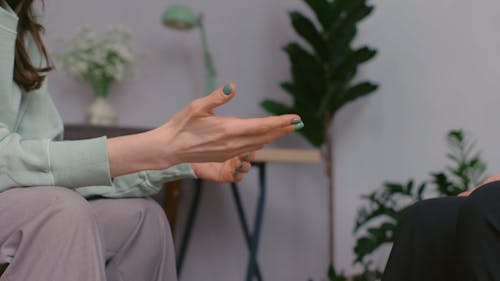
top-left (107, 83), bottom-right (303, 178)
top-left (154, 83), bottom-right (302, 166)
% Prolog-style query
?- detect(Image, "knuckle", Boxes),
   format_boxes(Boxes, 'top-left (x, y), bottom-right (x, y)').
top-left (189, 100), bottom-right (203, 112)
top-left (258, 124), bottom-right (271, 134)
top-left (220, 124), bottom-right (233, 137)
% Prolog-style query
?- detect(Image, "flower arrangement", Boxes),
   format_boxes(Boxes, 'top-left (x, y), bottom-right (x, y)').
top-left (57, 26), bottom-right (136, 98)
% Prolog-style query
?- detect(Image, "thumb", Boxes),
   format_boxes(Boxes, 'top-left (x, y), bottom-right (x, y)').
top-left (198, 83), bottom-right (237, 112)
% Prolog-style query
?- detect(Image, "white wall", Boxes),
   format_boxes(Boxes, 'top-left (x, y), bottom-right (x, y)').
top-left (43, 0), bottom-right (500, 279)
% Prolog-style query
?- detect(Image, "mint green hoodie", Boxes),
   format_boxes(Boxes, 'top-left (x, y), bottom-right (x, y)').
top-left (0, 2), bottom-right (196, 198)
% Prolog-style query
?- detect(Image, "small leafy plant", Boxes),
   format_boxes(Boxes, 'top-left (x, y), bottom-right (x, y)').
top-left (57, 26), bottom-right (136, 98)
top-left (353, 129), bottom-right (486, 270)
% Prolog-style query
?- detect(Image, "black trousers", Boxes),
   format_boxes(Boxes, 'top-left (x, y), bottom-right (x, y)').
top-left (382, 181), bottom-right (500, 281)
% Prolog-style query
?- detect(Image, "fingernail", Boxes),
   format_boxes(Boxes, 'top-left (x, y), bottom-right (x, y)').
top-left (294, 122), bottom-right (305, 131)
top-left (290, 118), bottom-right (301, 125)
top-left (223, 84), bottom-right (233, 95)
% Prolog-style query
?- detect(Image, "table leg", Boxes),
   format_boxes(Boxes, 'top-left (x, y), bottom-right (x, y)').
top-left (231, 183), bottom-right (264, 281)
top-left (245, 163), bottom-right (267, 281)
top-left (176, 179), bottom-right (203, 276)
top-left (177, 164), bottom-right (267, 281)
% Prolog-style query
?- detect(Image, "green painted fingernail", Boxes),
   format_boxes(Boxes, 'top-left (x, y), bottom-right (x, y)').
top-left (294, 122), bottom-right (304, 131)
top-left (223, 84), bottom-right (233, 95)
top-left (291, 118), bottom-right (301, 125)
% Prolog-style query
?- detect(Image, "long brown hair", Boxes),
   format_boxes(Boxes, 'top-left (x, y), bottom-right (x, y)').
top-left (6, 0), bottom-right (52, 92)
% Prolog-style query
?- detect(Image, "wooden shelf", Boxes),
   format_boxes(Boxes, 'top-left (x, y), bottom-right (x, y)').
top-left (254, 148), bottom-right (322, 164)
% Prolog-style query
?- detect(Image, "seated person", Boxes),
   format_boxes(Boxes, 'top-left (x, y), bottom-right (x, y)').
top-left (383, 176), bottom-right (500, 281)
top-left (0, 0), bottom-right (304, 280)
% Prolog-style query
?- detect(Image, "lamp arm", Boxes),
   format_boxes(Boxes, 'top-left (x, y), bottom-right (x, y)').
top-left (198, 15), bottom-right (217, 94)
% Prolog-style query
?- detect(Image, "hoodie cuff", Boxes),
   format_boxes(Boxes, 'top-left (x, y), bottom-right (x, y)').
top-left (49, 136), bottom-right (113, 188)
top-left (145, 163), bottom-right (197, 187)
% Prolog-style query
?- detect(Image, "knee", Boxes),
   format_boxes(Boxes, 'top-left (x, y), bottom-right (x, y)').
top-left (458, 182), bottom-right (500, 223)
top-left (401, 199), bottom-right (441, 226)
top-left (42, 187), bottom-right (96, 228)
top-left (121, 199), bottom-right (170, 231)
top-left (141, 199), bottom-right (169, 229)
top-left (124, 199), bottom-right (173, 250)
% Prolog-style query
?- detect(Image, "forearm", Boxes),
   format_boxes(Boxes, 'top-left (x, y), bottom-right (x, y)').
top-left (106, 130), bottom-right (176, 178)
top-left (106, 83), bottom-right (300, 178)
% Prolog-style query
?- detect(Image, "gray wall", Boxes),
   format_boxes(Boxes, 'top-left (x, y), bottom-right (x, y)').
top-left (44, 0), bottom-right (500, 279)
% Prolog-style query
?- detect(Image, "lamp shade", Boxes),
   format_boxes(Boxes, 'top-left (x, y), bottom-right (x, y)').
top-left (162, 4), bottom-right (198, 30)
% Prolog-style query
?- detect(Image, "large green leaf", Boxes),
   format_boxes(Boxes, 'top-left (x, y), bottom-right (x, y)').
top-left (283, 42), bottom-right (326, 102)
top-left (316, 82), bottom-right (348, 119)
top-left (332, 81), bottom-right (378, 113)
top-left (263, 91), bottom-right (326, 147)
top-left (299, 121), bottom-right (326, 148)
top-left (329, 2), bottom-right (374, 58)
top-left (303, 0), bottom-right (334, 29)
top-left (332, 46), bottom-right (377, 77)
top-left (260, 100), bottom-right (294, 116)
top-left (280, 82), bottom-right (317, 110)
top-left (295, 104), bottom-right (326, 147)
top-left (331, 0), bottom-right (373, 34)
top-left (289, 11), bottom-right (328, 60)
top-left (280, 82), bottom-right (296, 97)
top-left (329, 0), bottom-right (364, 30)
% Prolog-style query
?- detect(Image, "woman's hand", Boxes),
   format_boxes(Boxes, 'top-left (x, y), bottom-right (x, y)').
top-left (152, 83), bottom-right (301, 166)
top-left (458, 175), bottom-right (500, 197)
top-left (191, 152), bottom-right (255, 183)
top-left (107, 83), bottom-right (302, 178)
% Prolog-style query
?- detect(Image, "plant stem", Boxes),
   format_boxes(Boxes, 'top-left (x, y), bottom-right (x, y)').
top-left (324, 116), bottom-right (334, 266)
top-left (89, 76), bottom-right (112, 98)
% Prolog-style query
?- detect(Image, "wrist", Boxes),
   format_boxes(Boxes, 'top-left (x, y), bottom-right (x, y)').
top-left (190, 163), bottom-right (200, 178)
top-left (107, 128), bottom-right (178, 177)
top-left (145, 127), bottom-right (180, 170)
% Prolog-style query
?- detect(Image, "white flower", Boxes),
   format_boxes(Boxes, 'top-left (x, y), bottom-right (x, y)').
top-left (56, 26), bottom-right (136, 96)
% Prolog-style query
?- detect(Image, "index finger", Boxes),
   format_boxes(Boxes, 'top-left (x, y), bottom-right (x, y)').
top-left (234, 114), bottom-right (302, 136)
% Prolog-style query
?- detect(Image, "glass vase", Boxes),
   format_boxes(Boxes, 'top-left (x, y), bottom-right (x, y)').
top-left (87, 97), bottom-right (117, 126)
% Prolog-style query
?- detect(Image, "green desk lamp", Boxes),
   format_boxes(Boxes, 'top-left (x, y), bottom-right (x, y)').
top-left (162, 4), bottom-right (217, 95)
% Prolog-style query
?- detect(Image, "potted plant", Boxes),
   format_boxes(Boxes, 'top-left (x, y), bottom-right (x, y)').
top-left (57, 26), bottom-right (136, 126)
top-left (261, 0), bottom-right (378, 267)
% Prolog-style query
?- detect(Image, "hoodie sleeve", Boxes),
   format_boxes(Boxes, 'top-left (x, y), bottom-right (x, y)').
top-left (75, 163), bottom-right (197, 198)
top-left (0, 5), bottom-right (113, 192)
top-left (0, 126), bottom-right (114, 191)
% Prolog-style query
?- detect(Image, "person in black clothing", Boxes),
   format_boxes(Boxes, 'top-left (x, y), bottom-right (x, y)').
top-left (383, 176), bottom-right (500, 281)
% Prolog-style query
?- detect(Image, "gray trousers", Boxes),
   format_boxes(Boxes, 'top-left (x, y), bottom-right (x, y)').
top-left (0, 186), bottom-right (178, 281)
